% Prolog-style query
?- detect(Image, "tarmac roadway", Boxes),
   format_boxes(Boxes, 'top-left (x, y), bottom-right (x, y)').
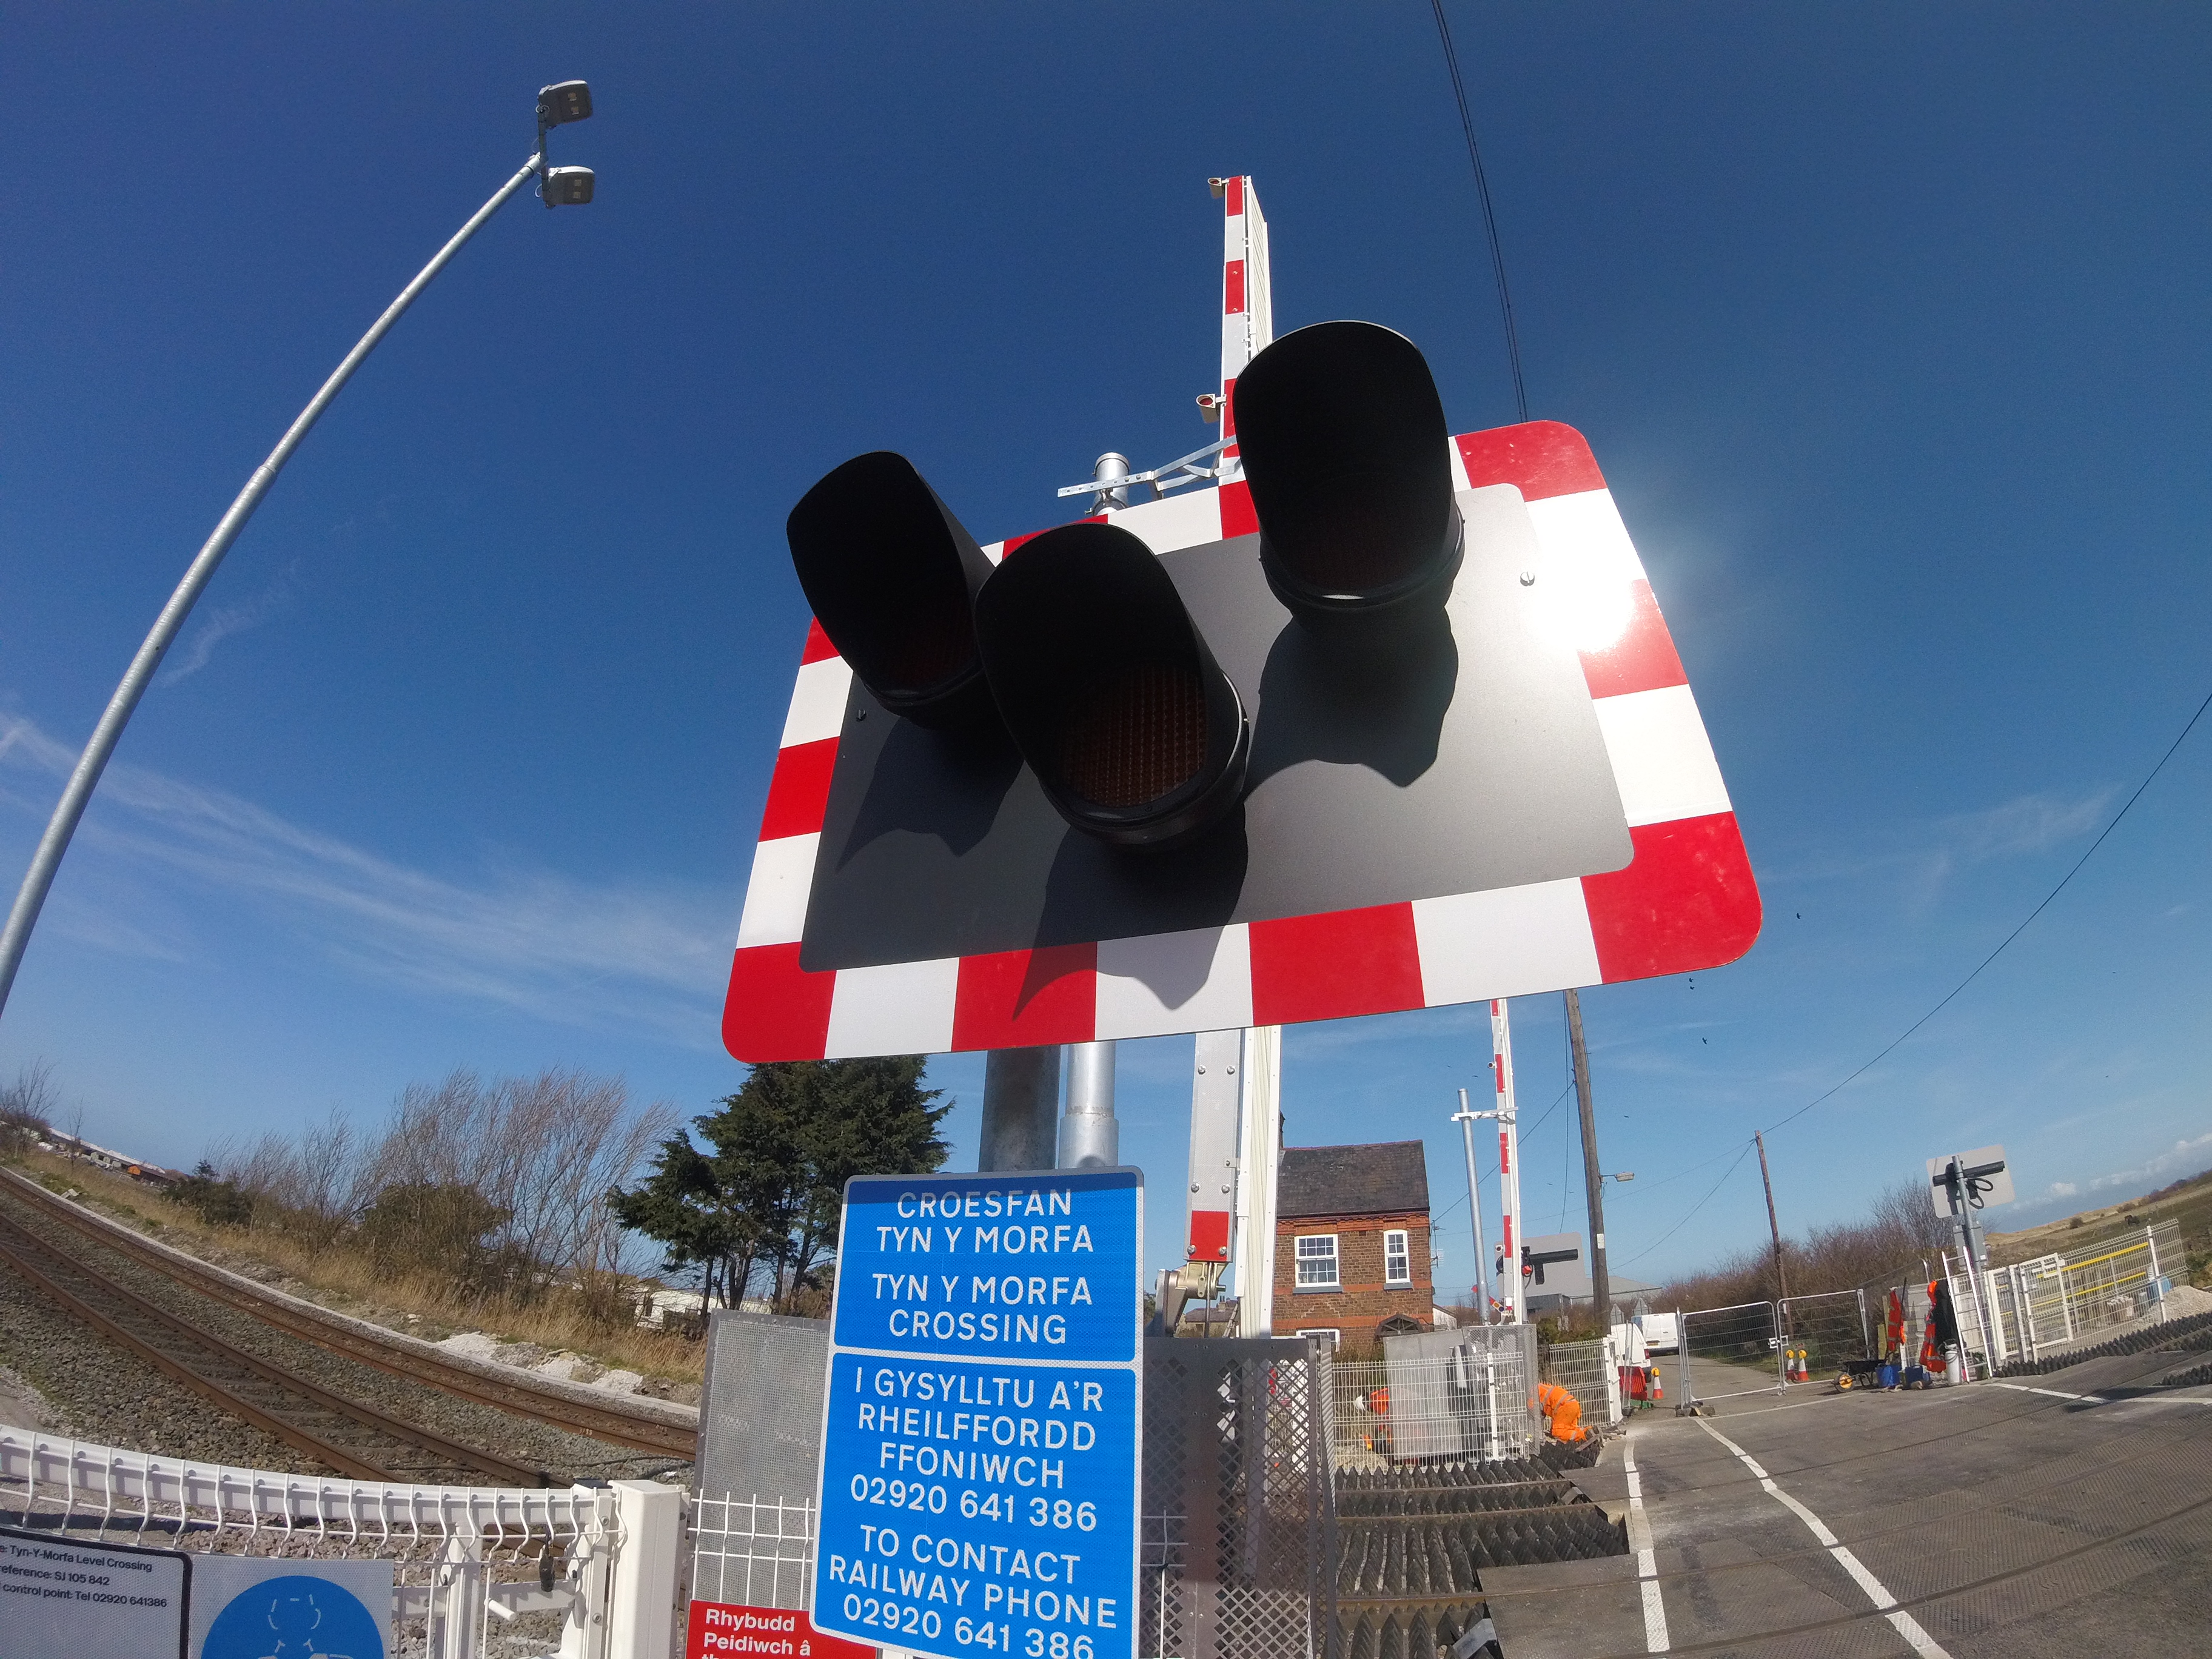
top-left (1482, 1345), bottom-right (2212, 1657)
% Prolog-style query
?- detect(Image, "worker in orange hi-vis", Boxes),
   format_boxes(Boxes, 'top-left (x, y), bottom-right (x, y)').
top-left (1537, 1382), bottom-right (1590, 1443)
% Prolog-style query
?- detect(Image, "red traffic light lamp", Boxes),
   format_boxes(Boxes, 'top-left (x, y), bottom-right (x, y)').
top-left (974, 522), bottom-right (1250, 851)
top-left (1236, 321), bottom-right (1464, 637)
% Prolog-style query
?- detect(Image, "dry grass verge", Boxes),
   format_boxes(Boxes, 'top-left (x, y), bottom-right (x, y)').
top-left (8, 1148), bottom-right (706, 1390)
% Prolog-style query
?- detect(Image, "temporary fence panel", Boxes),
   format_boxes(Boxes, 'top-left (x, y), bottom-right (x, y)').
top-left (1777, 1289), bottom-right (1869, 1384)
top-left (1542, 1336), bottom-right (1620, 1429)
top-left (0, 1423), bottom-right (679, 1659)
top-left (1677, 1299), bottom-right (1782, 1403)
top-left (1333, 1326), bottom-right (1540, 1470)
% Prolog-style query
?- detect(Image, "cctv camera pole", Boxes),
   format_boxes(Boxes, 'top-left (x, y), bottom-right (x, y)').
top-left (0, 98), bottom-right (589, 1027)
top-left (1566, 988), bottom-right (1610, 1327)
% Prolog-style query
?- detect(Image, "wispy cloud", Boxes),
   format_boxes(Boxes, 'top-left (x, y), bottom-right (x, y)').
top-left (0, 715), bottom-right (737, 1043)
top-left (1771, 786), bottom-right (2115, 911)
top-left (2085, 1128), bottom-right (2212, 1195)
top-left (158, 563), bottom-right (298, 685)
top-left (1933, 792), bottom-right (2112, 863)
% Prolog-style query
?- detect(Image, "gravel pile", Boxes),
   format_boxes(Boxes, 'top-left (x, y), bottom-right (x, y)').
top-left (0, 1187), bottom-right (689, 1485)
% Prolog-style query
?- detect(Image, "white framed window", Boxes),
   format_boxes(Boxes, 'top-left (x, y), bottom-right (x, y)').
top-left (1384, 1228), bottom-right (1412, 1287)
top-left (1295, 1233), bottom-right (1340, 1289)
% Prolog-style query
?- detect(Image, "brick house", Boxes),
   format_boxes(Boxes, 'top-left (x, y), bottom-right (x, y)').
top-left (1272, 1141), bottom-right (1434, 1349)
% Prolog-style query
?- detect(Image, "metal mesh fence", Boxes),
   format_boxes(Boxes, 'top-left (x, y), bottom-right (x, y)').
top-left (1138, 1336), bottom-right (1335, 1659)
top-left (1541, 1336), bottom-right (1618, 1428)
top-left (1329, 1326), bottom-right (1540, 1469)
top-left (1778, 1289), bottom-right (1870, 1383)
top-left (1921, 1220), bottom-right (2187, 1372)
top-left (687, 1493), bottom-right (814, 1611)
top-left (1677, 1298), bottom-right (1781, 1403)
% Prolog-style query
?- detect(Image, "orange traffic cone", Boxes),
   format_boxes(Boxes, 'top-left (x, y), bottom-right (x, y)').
top-left (1649, 1368), bottom-right (1663, 1404)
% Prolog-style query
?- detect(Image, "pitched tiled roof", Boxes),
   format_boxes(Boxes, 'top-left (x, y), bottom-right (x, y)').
top-left (1278, 1141), bottom-right (1430, 1220)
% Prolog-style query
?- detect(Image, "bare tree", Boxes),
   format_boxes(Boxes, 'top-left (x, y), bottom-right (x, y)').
top-left (353, 1067), bottom-right (675, 1295)
top-left (1868, 1176), bottom-right (1951, 1254)
top-left (193, 1066), bottom-right (671, 1308)
top-left (1659, 1178), bottom-right (1956, 1312)
top-left (0, 1059), bottom-right (61, 1147)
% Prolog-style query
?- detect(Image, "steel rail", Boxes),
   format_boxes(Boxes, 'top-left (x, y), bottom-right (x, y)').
top-left (0, 1206), bottom-right (544, 1486)
top-left (0, 1166), bottom-right (696, 1458)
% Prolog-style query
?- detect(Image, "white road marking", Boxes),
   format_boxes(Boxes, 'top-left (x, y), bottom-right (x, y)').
top-left (1992, 1381), bottom-right (2212, 1409)
top-left (1621, 1439), bottom-right (1669, 1652)
top-left (1695, 1419), bottom-right (1953, 1658)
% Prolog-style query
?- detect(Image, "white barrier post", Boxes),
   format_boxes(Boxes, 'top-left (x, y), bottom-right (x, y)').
top-left (559, 1487), bottom-right (619, 1659)
top-left (427, 1528), bottom-right (487, 1659)
top-left (607, 1480), bottom-right (683, 1658)
top-left (2147, 1225), bottom-right (2168, 1323)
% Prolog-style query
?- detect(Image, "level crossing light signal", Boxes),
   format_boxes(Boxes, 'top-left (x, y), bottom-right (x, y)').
top-left (1236, 321), bottom-right (1464, 634)
top-left (726, 179), bottom-right (1763, 1061)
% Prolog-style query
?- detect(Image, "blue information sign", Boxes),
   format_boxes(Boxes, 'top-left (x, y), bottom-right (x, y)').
top-left (811, 1170), bottom-right (1142, 1659)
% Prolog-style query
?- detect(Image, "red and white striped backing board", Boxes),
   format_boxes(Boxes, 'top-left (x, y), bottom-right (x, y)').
top-left (723, 421), bottom-right (1760, 1061)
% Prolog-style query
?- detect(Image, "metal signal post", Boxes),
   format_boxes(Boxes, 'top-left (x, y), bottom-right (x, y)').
top-left (1452, 1087), bottom-right (1494, 1324)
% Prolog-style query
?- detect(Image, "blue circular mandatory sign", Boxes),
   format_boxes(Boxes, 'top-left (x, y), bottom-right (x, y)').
top-left (203, 1574), bottom-right (385, 1659)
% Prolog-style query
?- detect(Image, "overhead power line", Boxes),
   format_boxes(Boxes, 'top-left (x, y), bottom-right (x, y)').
top-left (1615, 1141), bottom-right (1755, 1267)
top-left (1761, 680), bottom-right (2212, 1139)
top-left (1615, 677), bottom-right (2212, 1275)
top-left (1429, 0), bottom-right (1529, 423)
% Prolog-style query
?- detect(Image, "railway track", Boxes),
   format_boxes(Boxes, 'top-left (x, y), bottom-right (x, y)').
top-left (0, 1164), bottom-right (696, 1462)
top-left (0, 1205), bottom-right (544, 1484)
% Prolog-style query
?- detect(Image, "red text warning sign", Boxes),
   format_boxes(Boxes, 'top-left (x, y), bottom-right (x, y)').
top-left (688, 1601), bottom-right (874, 1658)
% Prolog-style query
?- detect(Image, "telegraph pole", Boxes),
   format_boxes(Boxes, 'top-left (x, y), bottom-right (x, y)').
top-left (1564, 988), bottom-right (1609, 1327)
top-left (1755, 1131), bottom-right (1791, 1315)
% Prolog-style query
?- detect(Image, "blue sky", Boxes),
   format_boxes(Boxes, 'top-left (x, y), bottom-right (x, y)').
top-left (2, 6), bottom-right (2208, 1298)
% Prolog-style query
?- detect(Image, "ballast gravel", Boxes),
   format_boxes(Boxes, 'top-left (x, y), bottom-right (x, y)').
top-left (0, 1256), bottom-right (312, 1470)
top-left (0, 1185), bottom-right (689, 1484)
